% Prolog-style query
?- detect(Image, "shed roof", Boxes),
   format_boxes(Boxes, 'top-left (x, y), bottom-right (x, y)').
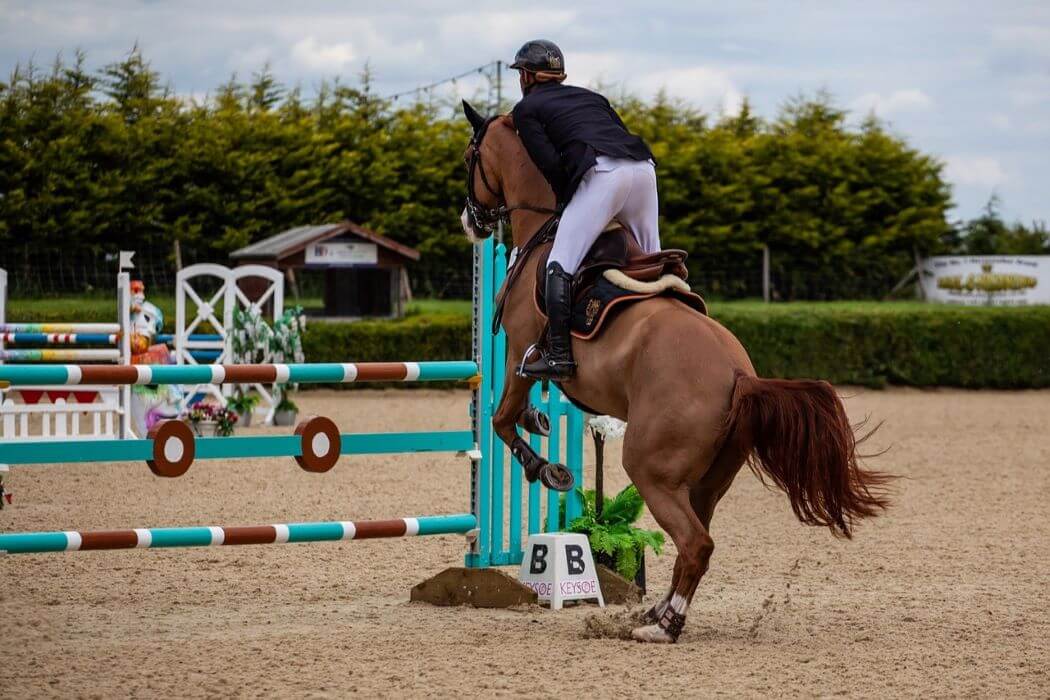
top-left (230, 221), bottom-right (420, 262)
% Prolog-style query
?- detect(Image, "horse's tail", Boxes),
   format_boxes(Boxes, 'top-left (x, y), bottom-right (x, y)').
top-left (722, 371), bottom-right (893, 538)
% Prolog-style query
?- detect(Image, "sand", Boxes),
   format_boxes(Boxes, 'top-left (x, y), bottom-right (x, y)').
top-left (2, 388), bottom-right (1048, 698)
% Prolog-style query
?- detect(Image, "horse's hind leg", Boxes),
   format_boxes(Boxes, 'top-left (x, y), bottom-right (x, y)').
top-left (642, 458), bottom-right (749, 632)
top-left (639, 487), bottom-right (717, 625)
top-left (640, 430), bottom-right (749, 627)
top-left (622, 427), bottom-right (715, 643)
top-left (629, 478), bottom-right (714, 643)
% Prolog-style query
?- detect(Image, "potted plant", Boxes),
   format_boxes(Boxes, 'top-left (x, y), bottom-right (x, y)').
top-left (565, 484), bottom-right (664, 592)
top-left (185, 402), bottom-right (239, 437)
top-left (225, 390), bottom-right (261, 428)
top-left (273, 388), bottom-right (299, 427)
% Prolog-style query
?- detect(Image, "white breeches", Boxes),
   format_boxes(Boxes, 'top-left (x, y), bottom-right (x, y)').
top-left (549, 155), bottom-right (661, 275)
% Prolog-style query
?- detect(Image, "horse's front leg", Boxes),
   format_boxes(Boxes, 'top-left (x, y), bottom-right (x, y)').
top-left (492, 360), bottom-right (574, 492)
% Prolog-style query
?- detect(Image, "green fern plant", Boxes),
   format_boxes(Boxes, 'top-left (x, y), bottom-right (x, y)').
top-left (564, 485), bottom-right (664, 582)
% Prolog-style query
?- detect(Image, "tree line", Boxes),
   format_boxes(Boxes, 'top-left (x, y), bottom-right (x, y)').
top-left (1, 48), bottom-right (1045, 299)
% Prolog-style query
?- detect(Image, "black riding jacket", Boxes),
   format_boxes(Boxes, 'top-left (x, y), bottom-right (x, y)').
top-left (511, 81), bottom-right (655, 205)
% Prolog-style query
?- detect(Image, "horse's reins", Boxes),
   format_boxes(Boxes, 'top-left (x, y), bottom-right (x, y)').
top-left (490, 217), bottom-right (559, 334)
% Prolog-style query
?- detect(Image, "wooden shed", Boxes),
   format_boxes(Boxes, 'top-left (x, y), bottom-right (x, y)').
top-left (230, 221), bottom-right (420, 319)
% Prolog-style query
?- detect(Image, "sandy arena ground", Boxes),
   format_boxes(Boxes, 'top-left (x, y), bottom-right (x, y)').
top-left (2, 387), bottom-right (1048, 698)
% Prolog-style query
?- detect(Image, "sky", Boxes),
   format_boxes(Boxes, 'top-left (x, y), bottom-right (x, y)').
top-left (2, 0), bottom-right (1048, 225)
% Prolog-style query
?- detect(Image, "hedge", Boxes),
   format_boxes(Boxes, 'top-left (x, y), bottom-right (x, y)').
top-left (303, 314), bottom-right (471, 364)
top-left (712, 304), bottom-right (1050, 388)
top-left (8, 300), bottom-right (1048, 388)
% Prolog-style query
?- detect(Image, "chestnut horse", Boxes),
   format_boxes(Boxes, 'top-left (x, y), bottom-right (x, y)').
top-left (460, 102), bottom-right (892, 643)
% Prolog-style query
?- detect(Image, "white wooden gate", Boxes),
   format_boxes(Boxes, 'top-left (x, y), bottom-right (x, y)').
top-left (175, 264), bottom-right (285, 423)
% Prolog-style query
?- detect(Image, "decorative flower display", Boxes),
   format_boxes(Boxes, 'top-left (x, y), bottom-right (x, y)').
top-left (186, 402), bottom-right (239, 437)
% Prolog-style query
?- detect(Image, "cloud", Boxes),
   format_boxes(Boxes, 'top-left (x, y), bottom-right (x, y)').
top-left (719, 41), bottom-right (758, 55)
top-left (291, 37), bottom-right (355, 72)
top-left (438, 10), bottom-right (577, 54)
top-left (1009, 85), bottom-right (1050, 107)
top-left (636, 66), bottom-right (744, 115)
top-left (229, 45), bottom-right (275, 74)
top-left (991, 25), bottom-right (1050, 55)
top-left (568, 51), bottom-right (625, 87)
top-left (944, 156), bottom-right (1007, 187)
top-left (989, 113), bottom-right (1011, 130)
top-left (850, 89), bottom-right (933, 117)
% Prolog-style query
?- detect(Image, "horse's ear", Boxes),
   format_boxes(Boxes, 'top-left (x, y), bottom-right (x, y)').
top-left (462, 100), bottom-right (486, 134)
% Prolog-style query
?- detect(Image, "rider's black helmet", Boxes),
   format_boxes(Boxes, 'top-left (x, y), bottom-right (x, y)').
top-left (510, 40), bottom-right (565, 73)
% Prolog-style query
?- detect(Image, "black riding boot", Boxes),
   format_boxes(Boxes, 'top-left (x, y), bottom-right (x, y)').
top-left (519, 262), bottom-right (576, 380)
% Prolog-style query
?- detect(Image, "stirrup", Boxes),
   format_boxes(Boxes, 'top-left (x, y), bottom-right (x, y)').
top-left (516, 343), bottom-right (541, 378)
top-left (518, 355), bottom-right (576, 380)
top-left (517, 343), bottom-right (576, 379)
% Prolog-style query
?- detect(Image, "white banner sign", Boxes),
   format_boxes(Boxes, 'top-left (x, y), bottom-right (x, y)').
top-left (919, 255), bottom-right (1050, 306)
top-left (305, 242), bottom-right (378, 266)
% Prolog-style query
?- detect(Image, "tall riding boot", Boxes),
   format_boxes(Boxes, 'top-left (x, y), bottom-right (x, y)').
top-left (520, 262), bottom-right (577, 380)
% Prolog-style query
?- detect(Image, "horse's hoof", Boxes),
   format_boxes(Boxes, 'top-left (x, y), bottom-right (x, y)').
top-left (539, 463), bottom-right (574, 492)
top-left (631, 624), bottom-right (678, 644)
top-left (519, 406), bottom-right (551, 437)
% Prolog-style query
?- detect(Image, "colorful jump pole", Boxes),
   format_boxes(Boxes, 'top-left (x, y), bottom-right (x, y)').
top-left (0, 361), bottom-right (480, 387)
top-left (0, 349), bottom-right (123, 363)
top-left (155, 333), bottom-right (222, 345)
top-left (1, 333), bottom-right (119, 345)
top-left (0, 323), bottom-right (121, 334)
top-left (0, 418), bottom-right (475, 473)
top-left (0, 514), bottom-right (477, 555)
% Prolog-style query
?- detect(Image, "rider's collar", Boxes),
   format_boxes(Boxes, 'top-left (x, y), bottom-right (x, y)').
top-left (525, 81), bottom-right (559, 96)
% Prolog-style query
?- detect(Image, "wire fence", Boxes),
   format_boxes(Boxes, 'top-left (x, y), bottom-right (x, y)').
top-left (0, 249), bottom-right (192, 298)
top-left (0, 247), bottom-right (916, 303)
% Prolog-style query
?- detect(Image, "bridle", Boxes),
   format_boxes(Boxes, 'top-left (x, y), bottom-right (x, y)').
top-left (465, 115), bottom-right (558, 236)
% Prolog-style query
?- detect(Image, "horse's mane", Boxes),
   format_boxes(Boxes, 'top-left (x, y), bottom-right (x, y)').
top-left (484, 113), bottom-right (555, 208)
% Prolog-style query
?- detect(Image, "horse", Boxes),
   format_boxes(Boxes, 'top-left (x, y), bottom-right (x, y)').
top-left (459, 101), bottom-right (892, 643)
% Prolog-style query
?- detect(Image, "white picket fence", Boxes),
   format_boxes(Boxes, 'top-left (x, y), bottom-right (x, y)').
top-left (0, 391), bottom-right (123, 441)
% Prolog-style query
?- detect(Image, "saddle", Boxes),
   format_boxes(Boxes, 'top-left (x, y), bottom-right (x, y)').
top-left (535, 223), bottom-right (707, 340)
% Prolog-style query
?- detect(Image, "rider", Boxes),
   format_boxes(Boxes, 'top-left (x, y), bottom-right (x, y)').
top-left (510, 39), bottom-right (661, 380)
